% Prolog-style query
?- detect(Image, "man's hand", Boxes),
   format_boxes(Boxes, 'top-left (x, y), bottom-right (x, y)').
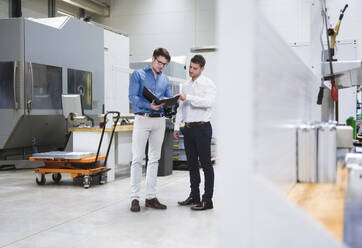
top-left (165, 94), bottom-right (181, 99)
top-left (179, 94), bottom-right (187, 101)
top-left (173, 130), bottom-right (180, 140)
top-left (150, 100), bottom-right (165, 111)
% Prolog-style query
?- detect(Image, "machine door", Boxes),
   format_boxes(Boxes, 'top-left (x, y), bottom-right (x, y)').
top-left (0, 61), bottom-right (23, 148)
top-left (10, 62), bottom-right (67, 150)
top-left (24, 62), bottom-right (62, 114)
top-left (0, 61), bottom-right (20, 110)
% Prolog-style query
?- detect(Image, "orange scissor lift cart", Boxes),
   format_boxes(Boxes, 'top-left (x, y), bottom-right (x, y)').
top-left (30, 111), bottom-right (120, 189)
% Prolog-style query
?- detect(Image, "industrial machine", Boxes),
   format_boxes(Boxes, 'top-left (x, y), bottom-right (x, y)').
top-left (0, 17), bottom-right (104, 165)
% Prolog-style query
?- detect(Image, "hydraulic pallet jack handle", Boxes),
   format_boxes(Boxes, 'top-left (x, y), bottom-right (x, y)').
top-left (94, 111), bottom-right (121, 166)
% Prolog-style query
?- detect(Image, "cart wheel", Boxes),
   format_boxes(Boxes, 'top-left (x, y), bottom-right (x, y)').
top-left (99, 173), bottom-right (107, 185)
top-left (83, 175), bottom-right (91, 189)
top-left (52, 173), bottom-right (62, 183)
top-left (36, 174), bottom-right (46, 185)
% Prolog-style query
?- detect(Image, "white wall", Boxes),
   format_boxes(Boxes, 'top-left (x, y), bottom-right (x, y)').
top-left (258, 0), bottom-right (312, 43)
top-left (94, 0), bottom-right (216, 62)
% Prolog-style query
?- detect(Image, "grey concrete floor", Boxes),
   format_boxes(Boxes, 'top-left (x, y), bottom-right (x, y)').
top-left (0, 169), bottom-right (219, 248)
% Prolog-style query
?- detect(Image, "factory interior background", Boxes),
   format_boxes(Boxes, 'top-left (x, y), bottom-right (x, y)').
top-left (1, 0), bottom-right (362, 247)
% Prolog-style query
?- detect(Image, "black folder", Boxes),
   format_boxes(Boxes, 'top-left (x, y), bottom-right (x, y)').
top-left (142, 86), bottom-right (179, 106)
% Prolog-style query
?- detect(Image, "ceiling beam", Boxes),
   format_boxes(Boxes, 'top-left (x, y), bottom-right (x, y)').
top-left (60, 0), bottom-right (110, 17)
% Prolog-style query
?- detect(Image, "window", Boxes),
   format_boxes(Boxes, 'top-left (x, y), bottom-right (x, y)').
top-left (0, 62), bottom-right (15, 108)
top-left (67, 69), bottom-right (92, 110)
top-left (30, 63), bottom-right (63, 109)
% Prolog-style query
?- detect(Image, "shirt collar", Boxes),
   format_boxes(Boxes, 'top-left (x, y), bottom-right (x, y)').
top-left (190, 75), bottom-right (202, 84)
top-left (145, 65), bottom-right (162, 75)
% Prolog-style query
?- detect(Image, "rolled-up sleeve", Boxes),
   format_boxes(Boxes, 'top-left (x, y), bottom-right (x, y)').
top-left (174, 100), bottom-right (183, 131)
top-left (128, 71), bottom-right (151, 110)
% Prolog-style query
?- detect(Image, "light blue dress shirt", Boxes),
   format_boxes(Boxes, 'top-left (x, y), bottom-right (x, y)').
top-left (129, 65), bottom-right (172, 114)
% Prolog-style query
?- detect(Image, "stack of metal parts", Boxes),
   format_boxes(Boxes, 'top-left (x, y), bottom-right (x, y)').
top-left (297, 122), bottom-right (337, 183)
top-left (336, 125), bottom-right (353, 148)
top-left (317, 123), bottom-right (337, 183)
top-left (66, 114), bottom-right (93, 128)
top-left (297, 124), bottom-right (318, 183)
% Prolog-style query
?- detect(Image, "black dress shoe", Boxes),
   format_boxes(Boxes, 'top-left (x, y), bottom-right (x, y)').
top-left (130, 199), bottom-right (140, 212)
top-left (191, 200), bottom-right (213, 211)
top-left (178, 196), bottom-right (201, 206)
top-left (145, 198), bottom-right (167, 209)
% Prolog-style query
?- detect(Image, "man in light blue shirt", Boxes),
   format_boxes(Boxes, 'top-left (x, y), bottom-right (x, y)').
top-left (128, 48), bottom-right (173, 212)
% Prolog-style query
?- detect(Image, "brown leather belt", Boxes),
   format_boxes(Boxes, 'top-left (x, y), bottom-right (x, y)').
top-left (185, 121), bottom-right (208, 128)
top-left (136, 112), bottom-right (164, 118)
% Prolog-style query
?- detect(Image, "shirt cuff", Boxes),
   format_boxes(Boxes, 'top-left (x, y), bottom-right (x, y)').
top-left (186, 94), bottom-right (195, 102)
top-left (174, 123), bottom-right (180, 131)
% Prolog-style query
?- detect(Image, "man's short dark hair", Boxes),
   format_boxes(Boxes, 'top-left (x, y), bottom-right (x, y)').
top-left (153, 48), bottom-right (171, 62)
top-left (191, 55), bottom-right (206, 68)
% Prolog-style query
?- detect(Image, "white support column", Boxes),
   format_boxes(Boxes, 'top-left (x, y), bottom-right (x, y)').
top-left (216, 0), bottom-right (255, 246)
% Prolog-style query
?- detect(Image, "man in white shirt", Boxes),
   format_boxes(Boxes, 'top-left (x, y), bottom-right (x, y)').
top-left (173, 55), bottom-right (216, 211)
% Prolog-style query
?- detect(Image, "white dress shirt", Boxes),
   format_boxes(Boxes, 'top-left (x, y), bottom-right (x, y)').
top-left (174, 75), bottom-right (216, 131)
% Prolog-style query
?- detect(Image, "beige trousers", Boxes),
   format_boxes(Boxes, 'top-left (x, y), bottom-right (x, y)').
top-left (130, 115), bottom-right (166, 200)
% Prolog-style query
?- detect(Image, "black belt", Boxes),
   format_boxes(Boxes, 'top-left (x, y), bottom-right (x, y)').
top-left (136, 113), bottom-right (164, 118)
top-left (185, 121), bottom-right (209, 128)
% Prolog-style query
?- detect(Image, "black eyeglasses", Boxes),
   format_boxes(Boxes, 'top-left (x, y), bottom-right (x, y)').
top-left (155, 58), bottom-right (168, 67)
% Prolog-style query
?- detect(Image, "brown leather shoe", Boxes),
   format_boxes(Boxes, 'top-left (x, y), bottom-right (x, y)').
top-left (178, 196), bottom-right (201, 206)
top-left (191, 200), bottom-right (213, 211)
top-left (130, 199), bottom-right (140, 212)
top-left (145, 198), bottom-right (167, 209)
